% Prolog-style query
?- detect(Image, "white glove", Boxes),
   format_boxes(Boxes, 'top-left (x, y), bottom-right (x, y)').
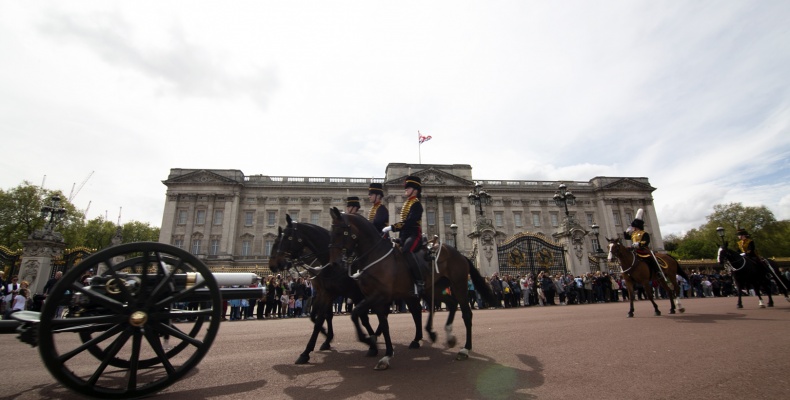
top-left (631, 243), bottom-right (639, 249)
top-left (740, 253), bottom-right (746, 257)
top-left (382, 226), bottom-right (392, 234)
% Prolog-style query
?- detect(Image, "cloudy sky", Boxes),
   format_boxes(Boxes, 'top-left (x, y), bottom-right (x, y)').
top-left (1, 1), bottom-right (788, 236)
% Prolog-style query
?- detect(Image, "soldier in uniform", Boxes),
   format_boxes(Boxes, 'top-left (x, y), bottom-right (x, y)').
top-left (382, 175), bottom-right (425, 295)
top-left (367, 183), bottom-right (389, 233)
top-left (736, 228), bottom-right (772, 274)
top-left (624, 209), bottom-right (662, 279)
top-left (345, 196), bottom-right (361, 215)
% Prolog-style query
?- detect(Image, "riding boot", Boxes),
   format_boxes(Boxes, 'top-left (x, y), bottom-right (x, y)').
top-left (409, 253), bottom-right (425, 296)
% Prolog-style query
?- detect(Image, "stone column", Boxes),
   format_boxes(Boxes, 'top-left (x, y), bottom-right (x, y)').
top-left (21, 230), bottom-right (66, 295)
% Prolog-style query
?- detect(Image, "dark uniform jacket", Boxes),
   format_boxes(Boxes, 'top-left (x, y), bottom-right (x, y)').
top-left (392, 196), bottom-right (422, 252)
top-left (368, 202), bottom-right (389, 232)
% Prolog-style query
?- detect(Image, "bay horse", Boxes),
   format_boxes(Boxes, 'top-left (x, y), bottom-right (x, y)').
top-left (717, 242), bottom-right (790, 308)
top-left (328, 207), bottom-right (495, 369)
top-left (269, 215), bottom-right (423, 364)
top-left (607, 237), bottom-right (687, 317)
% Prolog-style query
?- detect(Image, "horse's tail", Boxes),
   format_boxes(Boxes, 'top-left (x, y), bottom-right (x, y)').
top-left (467, 257), bottom-right (497, 305)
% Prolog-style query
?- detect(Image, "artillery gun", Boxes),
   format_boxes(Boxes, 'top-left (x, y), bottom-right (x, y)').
top-left (1, 242), bottom-right (264, 399)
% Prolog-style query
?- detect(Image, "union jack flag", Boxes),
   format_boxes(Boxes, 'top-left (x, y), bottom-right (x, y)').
top-left (418, 131), bottom-right (432, 144)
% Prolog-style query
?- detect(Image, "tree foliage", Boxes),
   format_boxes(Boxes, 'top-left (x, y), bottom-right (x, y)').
top-left (0, 182), bottom-right (159, 250)
top-left (665, 202), bottom-right (788, 259)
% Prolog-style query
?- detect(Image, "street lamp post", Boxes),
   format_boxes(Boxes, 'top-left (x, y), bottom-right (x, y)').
top-left (591, 223), bottom-right (602, 253)
top-left (468, 182), bottom-right (492, 219)
top-left (716, 226), bottom-right (725, 244)
top-left (552, 183), bottom-right (576, 220)
top-left (450, 223), bottom-right (458, 249)
top-left (40, 195), bottom-right (67, 232)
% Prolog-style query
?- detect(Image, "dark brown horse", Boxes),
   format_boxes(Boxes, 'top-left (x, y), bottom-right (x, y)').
top-left (607, 237), bottom-right (687, 318)
top-left (269, 215), bottom-right (422, 364)
top-left (328, 207), bottom-right (495, 369)
top-left (717, 242), bottom-right (790, 308)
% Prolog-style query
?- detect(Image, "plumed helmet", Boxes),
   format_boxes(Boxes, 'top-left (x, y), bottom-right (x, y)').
top-left (346, 196), bottom-right (361, 209)
top-left (630, 208), bottom-right (645, 230)
top-left (404, 175), bottom-right (422, 191)
top-left (368, 182), bottom-right (384, 196)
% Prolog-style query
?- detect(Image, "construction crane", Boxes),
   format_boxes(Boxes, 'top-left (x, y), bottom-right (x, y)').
top-left (68, 171), bottom-right (94, 202)
top-left (84, 200), bottom-right (92, 219)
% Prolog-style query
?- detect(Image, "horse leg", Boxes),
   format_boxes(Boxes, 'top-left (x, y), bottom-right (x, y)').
top-left (452, 292), bottom-right (474, 361)
top-left (646, 284), bottom-right (661, 316)
top-left (444, 297), bottom-right (458, 349)
top-left (319, 310), bottom-right (334, 351)
top-left (626, 282), bottom-right (635, 318)
top-left (350, 298), bottom-right (377, 347)
top-left (423, 297), bottom-right (438, 343)
top-left (672, 278), bottom-right (685, 313)
top-left (665, 281), bottom-right (677, 315)
top-left (374, 311), bottom-right (393, 370)
top-left (296, 308), bottom-right (327, 364)
top-left (736, 282), bottom-right (744, 308)
top-left (405, 297), bottom-right (423, 349)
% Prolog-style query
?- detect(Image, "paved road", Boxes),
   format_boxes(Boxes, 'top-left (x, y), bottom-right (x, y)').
top-left (2, 296), bottom-right (789, 399)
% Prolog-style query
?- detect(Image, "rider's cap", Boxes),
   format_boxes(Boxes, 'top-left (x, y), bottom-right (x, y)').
top-left (346, 196), bottom-right (361, 209)
top-left (404, 175), bottom-right (421, 191)
top-left (368, 182), bottom-right (384, 196)
top-left (736, 228), bottom-right (750, 237)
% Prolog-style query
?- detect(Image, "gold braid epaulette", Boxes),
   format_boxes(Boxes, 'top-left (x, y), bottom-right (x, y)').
top-left (738, 238), bottom-right (751, 254)
top-left (368, 203), bottom-right (381, 222)
top-left (400, 197), bottom-right (419, 223)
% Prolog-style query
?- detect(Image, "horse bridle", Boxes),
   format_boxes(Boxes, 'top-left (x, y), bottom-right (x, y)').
top-left (276, 225), bottom-right (324, 273)
top-left (609, 241), bottom-right (639, 274)
top-left (330, 214), bottom-right (392, 275)
top-left (718, 247), bottom-right (746, 272)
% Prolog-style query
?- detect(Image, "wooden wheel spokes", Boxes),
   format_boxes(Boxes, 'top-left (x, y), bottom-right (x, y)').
top-left (38, 242), bottom-right (222, 399)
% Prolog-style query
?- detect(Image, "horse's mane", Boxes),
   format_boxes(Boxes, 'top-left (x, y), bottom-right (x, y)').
top-left (344, 213), bottom-right (383, 241)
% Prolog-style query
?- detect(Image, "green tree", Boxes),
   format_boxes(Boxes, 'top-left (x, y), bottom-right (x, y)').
top-left (0, 182), bottom-right (84, 249)
top-left (665, 202), bottom-right (788, 259)
top-left (1, 181), bottom-right (160, 250)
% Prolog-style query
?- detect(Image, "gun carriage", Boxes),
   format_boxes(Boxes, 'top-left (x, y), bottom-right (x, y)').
top-left (0, 242), bottom-right (264, 399)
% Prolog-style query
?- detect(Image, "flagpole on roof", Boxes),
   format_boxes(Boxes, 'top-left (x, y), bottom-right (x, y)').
top-left (418, 130), bottom-right (421, 164)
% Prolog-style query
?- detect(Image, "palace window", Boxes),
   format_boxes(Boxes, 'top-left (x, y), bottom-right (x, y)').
top-left (513, 212), bottom-right (523, 228)
top-left (494, 212), bottom-right (504, 227)
top-left (532, 212), bottom-right (541, 227)
top-left (427, 210), bottom-right (436, 226)
top-left (210, 239), bottom-right (220, 255)
top-left (177, 210), bottom-right (187, 225)
top-left (550, 213), bottom-right (559, 227)
top-left (242, 240), bottom-right (251, 256)
top-left (195, 210), bottom-right (206, 225)
top-left (264, 239), bottom-right (274, 256)
top-left (191, 239), bottom-right (201, 254)
top-left (244, 211), bottom-right (254, 227)
top-left (311, 211), bottom-right (320, 225)
top-left (613, 211), bottom-right (621, 226)
top-left (213, 210), bottom-right (224, 225)
top-left (267, 211), bottom-right (277, 226)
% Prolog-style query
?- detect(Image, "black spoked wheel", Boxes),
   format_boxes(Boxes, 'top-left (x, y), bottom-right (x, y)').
top-left (38, 242), bottom-right (222, 399)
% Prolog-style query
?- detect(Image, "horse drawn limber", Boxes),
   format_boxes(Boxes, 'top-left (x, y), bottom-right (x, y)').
top-left (0, 242), bottom-right (264, 399)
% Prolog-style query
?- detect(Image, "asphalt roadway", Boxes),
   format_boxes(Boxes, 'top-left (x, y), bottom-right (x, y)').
top-left (2, 296), bottom-right (789, 400)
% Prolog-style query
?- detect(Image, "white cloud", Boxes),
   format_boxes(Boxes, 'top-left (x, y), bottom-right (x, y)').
top-left (1, 1), bottom-right (788, 236)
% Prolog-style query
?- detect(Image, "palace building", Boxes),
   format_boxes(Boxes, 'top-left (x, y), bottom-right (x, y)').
top-left (158, 163), bottom-right (663, 277)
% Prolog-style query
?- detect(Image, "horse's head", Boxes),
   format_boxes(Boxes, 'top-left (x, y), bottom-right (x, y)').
top-left (268, 226), bottom-right (291, 273)
top-left (717, 241), bottom-right (735, 265)
top-left (605, 237), bottom-right (622, 262)
top-left (328, 207), bottom-right (360, 267)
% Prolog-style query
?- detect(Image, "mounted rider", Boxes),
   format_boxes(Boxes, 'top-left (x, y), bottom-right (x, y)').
top-left (624, 209), bottom-right (664, 281)
top-left (736, 228), bottom-right (774, 277)
top-left (367, 183), bottom-right (389, 235)
top-left (382, 175), bottom-right (426, 296)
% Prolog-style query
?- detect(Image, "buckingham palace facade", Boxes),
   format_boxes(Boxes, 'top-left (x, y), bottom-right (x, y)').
top-left (158, 163), bottom-right (664, 276)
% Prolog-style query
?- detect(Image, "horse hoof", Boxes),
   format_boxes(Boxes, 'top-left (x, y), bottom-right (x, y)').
top-left (447, 336), bottom-right (457, 349)
top-left (627, 313), bottom-right (634, 318)
top-left (737, 304), bottom-right (743, 309)
top-left (319, 343), bottom-right (331, 351)
top-left (374, 357), bottom-right (391, 370)
top-left (295, 355), bottom-right (310, 365)
top-left (768, 304), bottom-right (774, 308)
top-left (679, 308), bottom-right (686, 313)
top-left (785, 296), bottom-right (790, 303)
top-left (408, 340), bottom-right (421, 349)
top-left (670, 309), bottom-right (676, 314)
top-left (366, 347), bottom-right (379, 357)
top-left (654, 312), bottom-right (661, 316)
top-left (760, 305), bottom-right (766, 308)
top-left (456, 350), bottom-right (469, 361)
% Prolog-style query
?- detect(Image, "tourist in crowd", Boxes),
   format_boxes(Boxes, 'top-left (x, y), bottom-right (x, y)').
top-left (489, 272), bottom-right (503, 308)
